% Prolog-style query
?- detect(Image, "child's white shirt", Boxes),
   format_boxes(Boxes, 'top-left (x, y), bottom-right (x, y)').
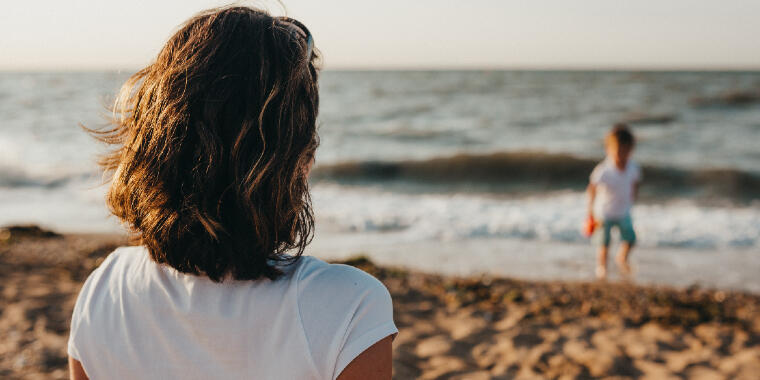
top-left (590, 158), bottom-right (642, 220)
top-left (68, 246), bottom-right (397, 380)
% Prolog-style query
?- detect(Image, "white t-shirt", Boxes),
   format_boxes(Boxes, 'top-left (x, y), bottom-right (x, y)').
top-left (68, 246), bottom-right (397, 380)
top-left (590, 158), bottom-right (642, 220)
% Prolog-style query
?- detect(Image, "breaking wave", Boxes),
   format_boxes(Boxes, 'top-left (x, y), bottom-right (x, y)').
top-left (312, 152), bottom-right (760, 203)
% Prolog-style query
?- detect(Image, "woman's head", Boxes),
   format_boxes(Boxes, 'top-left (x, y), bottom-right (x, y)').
top-left (94, 6), bottom-right (320, 282)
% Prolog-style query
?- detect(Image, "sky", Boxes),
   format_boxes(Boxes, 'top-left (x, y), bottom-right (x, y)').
top-left (1, 0), bottom-right (759, 71)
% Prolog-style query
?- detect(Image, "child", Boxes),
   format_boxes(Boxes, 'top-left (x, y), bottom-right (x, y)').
top-left (68, 7), bottom-right (396, 380)
top-left (587, 124), bottom-right (641, 279)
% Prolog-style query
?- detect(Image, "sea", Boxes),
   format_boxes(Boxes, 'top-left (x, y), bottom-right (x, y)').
top-left (2, 70), bottom-right (759, 290)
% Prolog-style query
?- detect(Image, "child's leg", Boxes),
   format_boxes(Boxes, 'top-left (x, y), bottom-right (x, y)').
top-left (615, 215), bottom-right (636, 275)
top-left (594, 221), bottom-right (612, 279)
top-left (615, 243), bottom-right (633, 276)
top-left (596, 246), bottom-right (609, 279)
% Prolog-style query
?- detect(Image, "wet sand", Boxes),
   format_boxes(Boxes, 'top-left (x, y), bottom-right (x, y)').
top-left (1, 227), bottom-right (759, 379)
top-left (309, 230), bottom-right (760, 293)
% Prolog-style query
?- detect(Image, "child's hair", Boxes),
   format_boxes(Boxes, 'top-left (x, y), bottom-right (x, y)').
top-left (606, 123), bottom-right (635, 148)
top-left (90, 6), bottom-right (320, 282)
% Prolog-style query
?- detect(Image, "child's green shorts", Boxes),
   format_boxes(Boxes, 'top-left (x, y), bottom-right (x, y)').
top-left (594, 214), bottom-right (636, 247)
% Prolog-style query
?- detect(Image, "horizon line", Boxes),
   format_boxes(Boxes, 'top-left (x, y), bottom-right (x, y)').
top-left (2, 65), bottom-right (760, 73)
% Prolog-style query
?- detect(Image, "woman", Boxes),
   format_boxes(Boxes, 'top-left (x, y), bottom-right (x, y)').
top-left (68, 6), bottom-right (396, 379)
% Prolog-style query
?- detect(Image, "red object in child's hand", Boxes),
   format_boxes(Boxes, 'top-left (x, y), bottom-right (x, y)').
top-left (583, 215), bottom-right (596, 237)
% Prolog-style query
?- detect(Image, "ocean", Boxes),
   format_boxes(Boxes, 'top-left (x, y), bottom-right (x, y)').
top-left (1, 70), bottom-right (759, 288)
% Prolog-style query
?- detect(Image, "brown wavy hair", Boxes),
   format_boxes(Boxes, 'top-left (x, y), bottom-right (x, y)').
top-left (90, 6), bottom-right (320, 282)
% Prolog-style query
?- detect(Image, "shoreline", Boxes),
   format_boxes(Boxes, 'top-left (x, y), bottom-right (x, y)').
top-left (1, 227), bottom-right (759, 379)
top-left (309, 229), bottom-right (760, 294)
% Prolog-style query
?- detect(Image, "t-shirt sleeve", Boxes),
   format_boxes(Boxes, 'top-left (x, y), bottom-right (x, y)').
top-left (590, 163), bottom-right (604, 184)
top-left (68, 262), bottom-right (101, 360)
top-left (67, 249), bottom-right (121, 361)
top-left (297, 260), bottom-right (397, 380)
top-left (332, 278), bottom-right (396, 379)
top-left (632, 161), bottom-right (642, 182)
top-left (68, 298), bottom-right (84, 360)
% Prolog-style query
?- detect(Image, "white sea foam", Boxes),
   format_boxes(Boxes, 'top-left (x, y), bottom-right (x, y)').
top-left (0, 184), bottom-right (122, 233)
top-left (2, 71), bottom-right (759, 257)
top-left (312, 185), bottom-right (760, 250)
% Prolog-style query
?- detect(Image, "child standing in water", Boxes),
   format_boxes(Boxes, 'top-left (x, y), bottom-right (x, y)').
top-left (587, 124), bottom-right (641, 279)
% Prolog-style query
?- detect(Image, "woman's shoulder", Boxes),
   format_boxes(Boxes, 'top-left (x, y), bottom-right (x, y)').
top-left (295, 256), bottom-right (388, 295)
top-left (93, 245), bottom-right (148, 275)
top-left (294, 255), bottom-right (393, 318)
top-left (76, 246), bottom-right (150, 297)
top-left (85, 245), bottom-right (144, 273)
top-left (69, 246), bottom-right (150, 356)
top-left (294, 256), bottom-right (397, 379)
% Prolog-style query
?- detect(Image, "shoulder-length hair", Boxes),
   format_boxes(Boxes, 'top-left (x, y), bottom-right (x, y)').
top-left (90, 6), bottom-right (320, 282)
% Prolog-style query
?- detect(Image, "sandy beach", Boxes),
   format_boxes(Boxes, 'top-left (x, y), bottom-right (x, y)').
top-left (1, 226), bottom-right (759, 379)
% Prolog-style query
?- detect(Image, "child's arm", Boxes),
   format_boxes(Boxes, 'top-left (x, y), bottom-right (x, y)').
top-left (586, 183), bottom-right (596, 218)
